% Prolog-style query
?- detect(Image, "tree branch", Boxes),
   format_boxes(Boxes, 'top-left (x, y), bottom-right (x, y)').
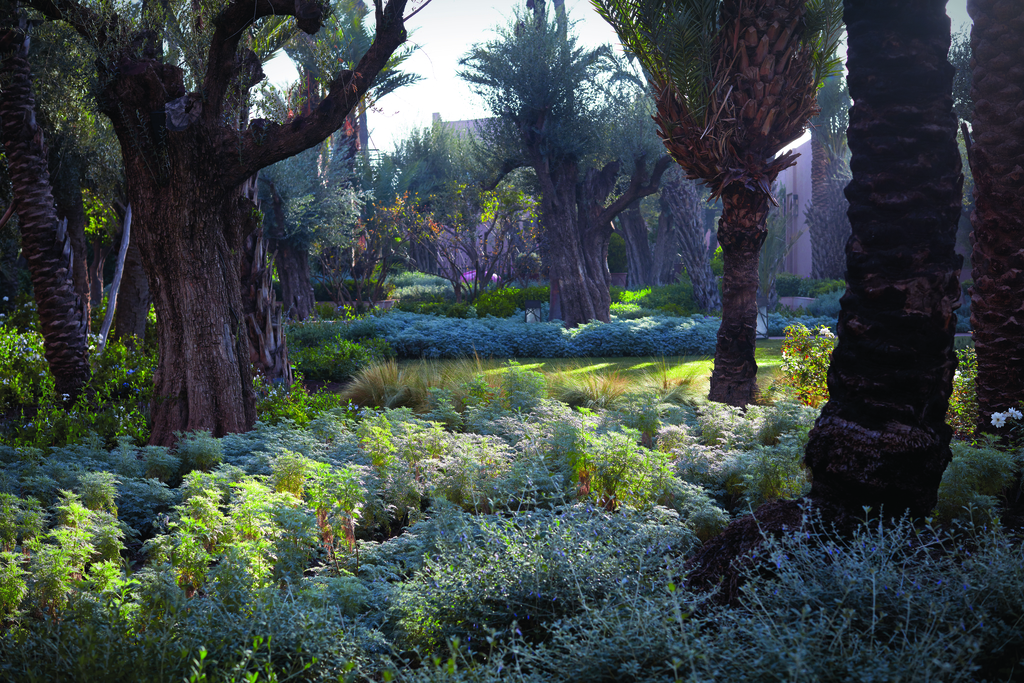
top-left (25, 0), bottom-right (112, 46)
top-left (220, 0), bottom-right (410, 186)
top-left (596, 154), bottom-right (672, 227)
top-left (204, 0), bottom-right (324, 125)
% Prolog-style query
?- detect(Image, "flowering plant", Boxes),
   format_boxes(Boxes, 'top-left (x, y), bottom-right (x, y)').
top-left (780, 324), bottom-right (836, 407)
top-left (946, 347), bottom-right (978, 437)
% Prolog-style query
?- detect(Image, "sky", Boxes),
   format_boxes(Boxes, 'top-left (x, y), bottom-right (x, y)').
top-left (265, 0), bottom-right (973, 154)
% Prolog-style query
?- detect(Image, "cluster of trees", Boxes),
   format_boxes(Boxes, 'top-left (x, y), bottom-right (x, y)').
top-left (2, 0), bottom-right (1023, 534)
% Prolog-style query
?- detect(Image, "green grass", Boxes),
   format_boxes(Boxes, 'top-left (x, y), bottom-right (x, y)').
top-left (370, 338), bottom-right (788, 410)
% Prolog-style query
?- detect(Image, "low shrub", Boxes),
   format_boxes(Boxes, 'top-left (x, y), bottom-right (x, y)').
top-left (0, 325), bottom-right (156, 448)
top-left (780, 324), bottom-right (836, 408)
top-left (947, 347), bottom-right (978, 438)
top-left (776, 274), bottom-right (846, 298)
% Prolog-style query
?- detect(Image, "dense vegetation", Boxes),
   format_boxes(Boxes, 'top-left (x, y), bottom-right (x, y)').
top-left (1, 296), bottom-right (1021, 680)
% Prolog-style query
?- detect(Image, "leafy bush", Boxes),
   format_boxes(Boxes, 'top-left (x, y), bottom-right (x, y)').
top-left (474, 285), bottom-right (550, 319)
top-left (0, 326), bottom-right (155, 448)
top-left (253, 375), bottom-right (355, 426)
top-left (780, 324), bottom-right (836, 407)
top-left (807, 289), bottom-right (844, 317)
top-left (775, 274), bottom-right (846, 298)
top-left (389, 504), bottom-right (696, 649)
top-left (935, 437), bottom-right (1020, 524)
top-left (947, 347), bottom-right (978, 437)
top-left (290, 337), bottom-right (392, 382)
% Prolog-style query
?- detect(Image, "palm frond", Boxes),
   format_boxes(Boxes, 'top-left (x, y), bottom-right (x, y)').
top-left (804, 0), bottom-right (845, 85)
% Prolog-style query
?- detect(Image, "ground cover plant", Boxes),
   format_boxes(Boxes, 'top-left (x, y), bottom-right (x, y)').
top-left (0, 351), bottom-right (1020, 681)
top-left (287, 310), bottom-right (836, 362)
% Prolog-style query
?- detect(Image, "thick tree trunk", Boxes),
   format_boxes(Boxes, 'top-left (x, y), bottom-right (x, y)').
top-left (806, 169), bottom-right (851, 280)
top-left (619, 202), bottom-right (654, 288)
top-left (0, 26), bottom-right (90, 400)
top-left (113, 238), bottom-right (150, 345)
top-left (132, 178), bottom-right (258, 446)
top-left (650, 209), bottom-right (680, 286)
top-left (803, 0), bottom-right (963, 520)
top-left (543, 163), bottom-right (610, 327)
top-left (273, 240), bottom-right (314, 321)
top-left (966, 0), bottom-right (1024, 435)
top-left (264, 178), bottom-right (314, 320)
top-left (707, 185), bottom-right (769, 405)
top-left (661, 172), bottom-right (721, 312)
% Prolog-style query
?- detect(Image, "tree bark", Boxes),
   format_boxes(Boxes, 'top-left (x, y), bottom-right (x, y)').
top-left (618, 201), bottom-right (653, 288)
top-left (541, 160), bottom-right (611, 326)
top-left (803, 0), bottom-right (963, 520)
top-left (707, 185), bottom-right (769, 406)
top-left (264, 178), bottom-right (314, 320)
top-left (650, 208), bottom-right (680, 286)
top-left (113, 238), bottom-right (150, 345)
top-left (50, 144), bottom-right (91, 327)
top-left (806, 168), bottom-right (851, 280)
top-left (661, 171), bottom-right (721, 312)
top-left (0, 25), bottom-right (90, 401)
top-left (966, 0), bottom-right (1024, 435)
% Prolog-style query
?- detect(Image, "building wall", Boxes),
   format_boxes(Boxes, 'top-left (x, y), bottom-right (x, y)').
top-left (776, 137), bottom-right (814, 278)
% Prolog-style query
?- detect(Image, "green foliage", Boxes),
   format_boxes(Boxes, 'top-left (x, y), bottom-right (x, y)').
top-left (947, 347), bottom-right (978, 438)
top-left (290, 336), bottom-right (393, 382)
top-left (0, 327), bottom-right (156, 448)
top-left (253, 375), bottom-right (355, 426)
top-left (390, 504), bottom-right (697, 649)
top-left (474, 285), bottom-right (551, 319)
top-left (936, 438), bottom-right (1020, 524)
top-left (607, 232), bottom-right (627, 272)
top-left (710, 245), bottom-right (724, 276)
top-left (781, 323), bottom-right (836, 408)
top-left (775, 273), bottom-right (846, 298)
top-left (174, 431), bottom-right (224, 473)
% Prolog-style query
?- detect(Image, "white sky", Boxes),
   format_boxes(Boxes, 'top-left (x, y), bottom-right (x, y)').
top-left (264, 0), bottom-right (972, 154)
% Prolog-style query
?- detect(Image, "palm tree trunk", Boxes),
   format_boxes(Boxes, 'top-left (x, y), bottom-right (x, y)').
top-left (803, 0), bottom-right (963, 520)
top-left (966, 0), bottom-right (1024, 435)
top-left (708, 185), bottom-right (769, 406)
top-left (0, 25), bottom-right (90, 401)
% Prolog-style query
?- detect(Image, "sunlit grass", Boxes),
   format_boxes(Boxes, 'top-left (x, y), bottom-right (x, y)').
top-left (339, 339), bottom-right (787, 410)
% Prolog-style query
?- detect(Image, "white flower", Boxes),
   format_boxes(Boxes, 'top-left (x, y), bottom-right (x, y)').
top-left (2, 296), bottom-right (7, 302)
top-left (1008, 408), bottom-right (1022, 420)
top-left (991, 412), bottom-right (1008, 428)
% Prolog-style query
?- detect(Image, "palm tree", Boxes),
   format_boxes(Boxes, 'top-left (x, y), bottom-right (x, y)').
top-left (594, 0), bottom-right (843, 406)
top-left (803, 0), bottom-right (964, 520)
top-left (805, 73), bottom-right (851, 280)
top-left (965, 0), bottom-right (1024, 436)
top-left (0, 21), bottom-right (90, 401)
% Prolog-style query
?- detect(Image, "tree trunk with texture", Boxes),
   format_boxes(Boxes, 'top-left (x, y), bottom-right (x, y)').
top-left (804, 0), bottom-right (963, 521)
top-left (707, 185), bottom-right (769, 405)
top-left (264, 176), bottom-right (314, 321)
top-left (26, 0), bottom-right (411, 444)
top-left (541, 161), bottom-right (611, 326)
top-left (661, 172), bottom-right (721, 312)
top-left (966, 0), bottom-right (1024, 435)
top-left (113, 238), bottom-right (150, 345)
top-left (0, 26), bottom-right (90, 400)
top-left (50, 146), bottom-right (91, 327)
top-left (619, 201), bottom-right (653, 288)
top-left (807, 169), bottom-right (851, 280)
top-left (650, 208), bottom-right (680, 286)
